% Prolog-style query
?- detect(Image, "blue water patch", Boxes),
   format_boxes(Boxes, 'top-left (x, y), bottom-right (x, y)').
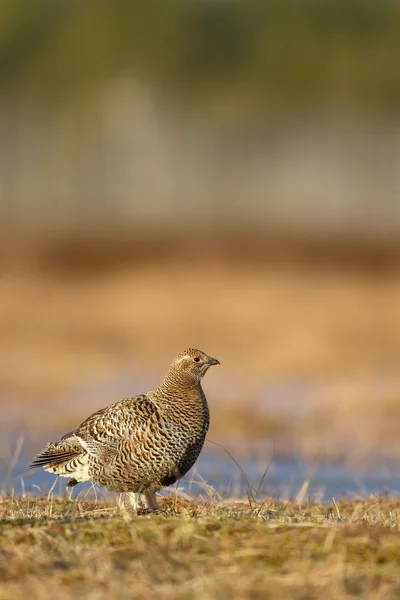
top-left (2, 444), bottom-right (400, 503)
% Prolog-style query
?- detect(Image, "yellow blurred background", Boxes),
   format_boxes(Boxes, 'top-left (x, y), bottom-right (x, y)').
top-left (1, 0), bottom-right (400, 464)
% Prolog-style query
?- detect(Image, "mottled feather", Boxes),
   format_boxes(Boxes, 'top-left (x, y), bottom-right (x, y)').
top-left (30, 348), bottom-right (219, 508)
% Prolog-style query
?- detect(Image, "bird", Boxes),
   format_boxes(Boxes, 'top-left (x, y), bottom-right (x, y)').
top-left (29, 348), bottom-right (219, 511)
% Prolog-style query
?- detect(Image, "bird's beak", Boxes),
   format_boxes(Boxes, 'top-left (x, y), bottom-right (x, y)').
top-left (208, 357), bottom-right (220, 366)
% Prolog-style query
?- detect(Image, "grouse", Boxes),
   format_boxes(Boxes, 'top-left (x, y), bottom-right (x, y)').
top-left (30, 348), bottom-right (219, 510)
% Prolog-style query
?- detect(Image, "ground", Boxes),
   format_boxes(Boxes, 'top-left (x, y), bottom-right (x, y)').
top-left (1, 494), bottom-right (400, 599)
top-left (2, 240), bottom-right (400, 598)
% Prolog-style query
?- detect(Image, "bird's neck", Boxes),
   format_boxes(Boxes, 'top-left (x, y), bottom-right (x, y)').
top-left (154, 369), bottom-right (204, 403)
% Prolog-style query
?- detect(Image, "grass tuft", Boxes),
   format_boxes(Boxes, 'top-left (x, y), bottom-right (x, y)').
top-left (2, 494), bottom-right (400, 598)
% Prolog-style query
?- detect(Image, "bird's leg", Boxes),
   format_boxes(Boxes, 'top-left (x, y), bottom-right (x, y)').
top-left (143, 491), bottom-right (160, 511)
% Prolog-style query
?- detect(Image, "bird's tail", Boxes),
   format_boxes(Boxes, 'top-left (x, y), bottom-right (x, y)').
top-left (29, 440), bottom-right (81, 470)
top-left (30, 438), bottom-right (91, 484)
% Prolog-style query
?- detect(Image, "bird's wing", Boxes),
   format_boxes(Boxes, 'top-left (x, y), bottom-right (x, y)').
top-left (68, 394), bottom-right (158, 454)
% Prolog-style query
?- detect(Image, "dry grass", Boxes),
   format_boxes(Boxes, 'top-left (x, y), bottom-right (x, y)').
top-left (2, 239), bottom-right (400, 597)
top-left (2, 494), bottom-right (400, 599)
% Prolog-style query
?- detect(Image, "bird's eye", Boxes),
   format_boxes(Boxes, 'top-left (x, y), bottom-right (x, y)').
top-left (193, 357), bottom-right (201, 363)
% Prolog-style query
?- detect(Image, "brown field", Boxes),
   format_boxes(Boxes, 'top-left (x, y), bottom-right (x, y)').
top-left (1, 235), bottom-right (400, 461)
top-left (2, 494), bottom-right (400, 599)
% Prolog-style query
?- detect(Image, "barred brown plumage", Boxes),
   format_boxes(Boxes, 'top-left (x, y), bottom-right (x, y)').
top-left (29, 348), bottom-right (219, 510)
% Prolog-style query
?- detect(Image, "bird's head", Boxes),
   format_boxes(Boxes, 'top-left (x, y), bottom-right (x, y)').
top-left (170, 348), bottom-right (220, 382)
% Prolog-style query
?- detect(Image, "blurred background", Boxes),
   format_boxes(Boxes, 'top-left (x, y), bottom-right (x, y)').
top-left (1, 0), bottom-right (400, 495)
